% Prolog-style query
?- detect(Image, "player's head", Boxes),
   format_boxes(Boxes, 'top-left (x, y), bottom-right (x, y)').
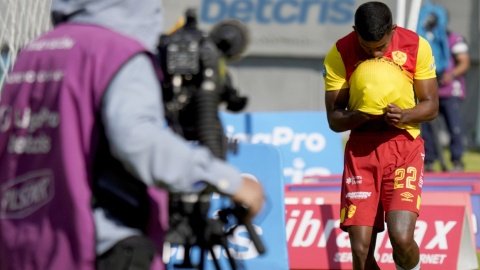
top-left (354, 2), bottom-right (397, 58)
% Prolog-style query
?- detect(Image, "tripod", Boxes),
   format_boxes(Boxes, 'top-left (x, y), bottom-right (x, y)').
top-left (163, 193), bottom-right (265, 270)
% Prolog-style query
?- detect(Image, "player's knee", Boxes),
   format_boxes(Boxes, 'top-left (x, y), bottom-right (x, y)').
top-left (389, 233), bottom-right (415, 254)
top-left (350, 241), bottom-right (371, 261)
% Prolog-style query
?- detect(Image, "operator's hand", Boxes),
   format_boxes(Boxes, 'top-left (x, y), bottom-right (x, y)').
top-left (385, 103), bottom-right (403, 126)
top-left (231, 175), bottom-right (265, 223)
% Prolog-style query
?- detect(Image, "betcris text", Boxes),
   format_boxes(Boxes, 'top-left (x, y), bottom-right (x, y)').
top-left (201, 0), bottom-right (355, 24)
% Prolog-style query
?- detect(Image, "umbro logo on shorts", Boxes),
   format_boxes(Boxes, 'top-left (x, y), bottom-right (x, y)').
top-left (400, 192), bottom-right (414, 202)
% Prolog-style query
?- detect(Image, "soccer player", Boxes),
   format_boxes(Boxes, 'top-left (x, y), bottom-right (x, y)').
top-left (323, 2), bottom-right (438, 270)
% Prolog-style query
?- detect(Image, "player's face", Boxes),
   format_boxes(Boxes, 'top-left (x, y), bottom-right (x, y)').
top-left (356, 25), bottom-right (397, 58)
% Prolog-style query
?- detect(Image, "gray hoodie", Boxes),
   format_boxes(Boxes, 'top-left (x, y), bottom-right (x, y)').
top-left (51, 0), bottom-right (243, 254)
top-left (51, 0), bottom-right (163, 51)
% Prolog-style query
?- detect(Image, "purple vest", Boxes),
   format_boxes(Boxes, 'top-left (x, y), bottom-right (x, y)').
top-left (438, 32), bottom-right (467, 99)
top-left (0, 24), bottom-right (167, 270)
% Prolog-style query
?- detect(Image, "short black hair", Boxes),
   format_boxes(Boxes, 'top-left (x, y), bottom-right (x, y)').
top-left (355, 2), bottom-right (393, 41)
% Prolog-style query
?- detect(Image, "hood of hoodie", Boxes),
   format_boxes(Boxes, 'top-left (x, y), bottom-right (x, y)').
top-left (51, 0), bottom-right (164, 52)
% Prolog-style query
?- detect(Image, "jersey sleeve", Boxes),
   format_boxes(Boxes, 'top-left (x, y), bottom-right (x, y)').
top-left (415, 37), bottom-right (437, 80)
top-left (323, 44), bottom-right (349, 91)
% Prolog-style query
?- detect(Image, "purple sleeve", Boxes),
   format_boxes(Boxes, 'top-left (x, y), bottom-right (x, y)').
top-left (449, 33), bottom-right (468, 54)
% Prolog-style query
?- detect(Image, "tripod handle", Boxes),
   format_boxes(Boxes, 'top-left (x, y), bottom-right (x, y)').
top-left (235, 202), bottom-right (266, 254)
top-left (243, 220), bottom-right (266, 255)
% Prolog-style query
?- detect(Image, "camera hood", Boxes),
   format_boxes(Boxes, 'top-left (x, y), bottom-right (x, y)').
top-left (210, 19), bottom-right (250, 62)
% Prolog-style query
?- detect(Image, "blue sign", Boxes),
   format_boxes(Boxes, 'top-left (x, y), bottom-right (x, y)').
top-left (167, 143), bottom-right (289, 270)
top-left (201, 0), bottom-right (355, 25)
top-left (248, 111), bottom-right (343, 184)
top-left (470, 193), bottom-right (480, 249)
top-left (219, 112), bottom-right (250, 143)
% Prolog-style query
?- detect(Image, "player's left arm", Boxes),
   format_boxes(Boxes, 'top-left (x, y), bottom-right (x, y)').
top-left (385, 37), bottom-right (439, 125)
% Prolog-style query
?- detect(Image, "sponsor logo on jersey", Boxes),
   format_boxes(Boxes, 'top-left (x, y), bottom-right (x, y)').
top-left (419, 164), bottom-right (424, 188)
top-left (392, 51), bottom-right (407, 66)
top-left (430, 56), bottom-right (436, 71)
top-left (322, 65), bottom-right (327, 77)
top-left (401, 191), bottom-right (414, 202)
top-left (346, 192), bottom-right (371, 199)
top-left (347, 205), bottom-right (356, 218)
top-left (346, 176), bottom-right (362, 185)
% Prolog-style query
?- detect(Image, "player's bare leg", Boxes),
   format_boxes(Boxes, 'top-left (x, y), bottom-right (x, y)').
top-left (348, 226), bottom-right (381, 270)
top-left (387, 210), bottom-right (420, 270)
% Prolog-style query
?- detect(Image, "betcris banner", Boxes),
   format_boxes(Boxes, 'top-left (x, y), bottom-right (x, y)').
top-left (168, 143), bottom-right (289, 270)
top-left (162, 0), bottom-right (397, 57)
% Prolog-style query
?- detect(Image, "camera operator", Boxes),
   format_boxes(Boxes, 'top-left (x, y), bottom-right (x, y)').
top-left (0, 0), bottom-right (264, 270)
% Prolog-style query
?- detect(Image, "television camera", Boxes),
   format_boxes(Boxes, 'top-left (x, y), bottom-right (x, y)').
top-left (158, 9), bottom-right (265, 270)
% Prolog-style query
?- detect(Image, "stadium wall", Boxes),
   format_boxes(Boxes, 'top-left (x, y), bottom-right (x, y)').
top-left (163, 0), bottom-right (480, 147)
top-left (3, 0), bottom-right (477, 146)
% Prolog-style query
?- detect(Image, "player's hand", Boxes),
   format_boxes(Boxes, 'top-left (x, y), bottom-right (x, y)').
top-left (385, 103), bottom-right (403, 125)
top-left (231, 175), bottom-right (265, 223)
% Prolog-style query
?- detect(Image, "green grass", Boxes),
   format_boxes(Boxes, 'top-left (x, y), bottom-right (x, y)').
top-left (430, 149), bottom-right (480, 172)
top-left (477, 252), bottom-right (480, 270)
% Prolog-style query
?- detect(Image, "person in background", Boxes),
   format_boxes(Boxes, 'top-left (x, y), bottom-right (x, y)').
top-left (422, 30), bottom-right (470, 172)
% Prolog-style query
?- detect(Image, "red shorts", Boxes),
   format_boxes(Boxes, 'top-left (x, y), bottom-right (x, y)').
top-left (340, 130), bottom-right (425, 232)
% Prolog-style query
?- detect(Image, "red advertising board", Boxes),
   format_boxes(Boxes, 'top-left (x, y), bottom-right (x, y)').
top-left (286, 204), bottom-right (476, 270)
top-left (285, 191), bottom-right (477, 250)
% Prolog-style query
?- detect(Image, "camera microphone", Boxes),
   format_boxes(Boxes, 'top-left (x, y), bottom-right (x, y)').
top-left (210, 19), bottom-right (250, 62)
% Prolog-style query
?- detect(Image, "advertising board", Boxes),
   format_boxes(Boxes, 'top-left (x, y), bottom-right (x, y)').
top-left (221, 111), bottom-right (344, 184)
top-left (286, 204), bottom-right (478, 270)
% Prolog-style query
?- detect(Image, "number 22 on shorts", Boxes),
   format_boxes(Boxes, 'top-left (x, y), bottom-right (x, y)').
top-left (394, 167), bottom-right (417, 190)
